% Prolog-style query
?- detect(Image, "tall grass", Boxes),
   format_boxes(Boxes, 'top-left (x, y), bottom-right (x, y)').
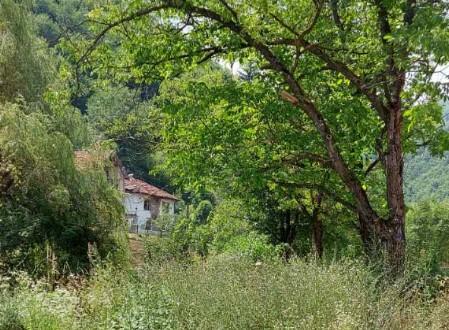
top-left (0, 275), bottom-right (80, 330)
top-left (83, 257), bottom-right (374, 329)
top-left (2, 257), bottom-right (449, 329)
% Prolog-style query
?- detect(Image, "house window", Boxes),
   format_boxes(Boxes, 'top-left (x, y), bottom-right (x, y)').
top-left (144, 199), bottom-right (151, 211)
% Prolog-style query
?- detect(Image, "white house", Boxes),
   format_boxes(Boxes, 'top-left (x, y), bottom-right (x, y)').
top-left (74, 150), bottom-right (178, 234)
top-left (124, 175), bottom-right (178, 234)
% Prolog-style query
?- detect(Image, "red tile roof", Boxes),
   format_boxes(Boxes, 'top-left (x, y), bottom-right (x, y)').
top-left (124, 177), bottom-right (179, 201)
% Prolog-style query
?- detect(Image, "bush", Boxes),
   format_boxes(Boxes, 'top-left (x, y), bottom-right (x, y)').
top-left (220, 231), bottom-right (282, 261)
top-left (170, 215), bottom-right (210, 256)
top-left (407, 200), bottom-right (449, 274)
top-left (167, 198), bottom-right (281, 261)
top-left (144, 236), bottom-right (189, 264)
top-left (0, 104), bottom-right (127, 276)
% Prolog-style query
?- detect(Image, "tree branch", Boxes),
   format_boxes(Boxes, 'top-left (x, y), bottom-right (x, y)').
top-left (280, 152), bottom-right (332, 168)
top-left (276, 179), bottom-right (357, 213)
top-left (299, 0), bottom-right (324, 38)
top-left (268, 37), bottom-right (389, 122)
top-left (373, 0), bottom-right (406, 107)
top-left (404, 0), bottom-right (417, 26)
top-left (77, 5), bottom-right (170, 66)
top-left (330, 0), bottom-right (345, 33)
top-left (364, 157), bottom-right (380, 176)
top-left (301, 41), bottom-right (389, 121)
top-left (218, 0), bottom-right (239, 21)
top-left (269, 12), bottom-right (300, 37)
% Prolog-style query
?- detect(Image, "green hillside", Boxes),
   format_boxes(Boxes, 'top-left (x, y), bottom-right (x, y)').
top-left (405, 150), bottom-right (449, 202)
top-left (405, 102), bottom-right (449, 203)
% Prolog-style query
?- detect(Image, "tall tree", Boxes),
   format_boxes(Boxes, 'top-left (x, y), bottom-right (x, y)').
top-left (155, 66), bottom-right (357, 256)
top-left (81, 0), bottom-right (449, 271)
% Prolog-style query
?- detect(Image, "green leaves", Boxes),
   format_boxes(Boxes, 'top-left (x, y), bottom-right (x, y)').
top-left (0, 0), bottom-right (54, 104)
top-left (0, 102), bottom-right (126, 275)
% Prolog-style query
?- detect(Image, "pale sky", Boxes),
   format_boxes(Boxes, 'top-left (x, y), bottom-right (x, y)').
top-left (433, 64), bottom-right (449, 84)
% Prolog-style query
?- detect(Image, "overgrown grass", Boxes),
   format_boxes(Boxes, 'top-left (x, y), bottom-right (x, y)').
top-left (83, 257), bottom-right (374, 329)
top-left (0, 274), bottom-right (81, 330)
top-left (2, 256), bottom-right (449, 329)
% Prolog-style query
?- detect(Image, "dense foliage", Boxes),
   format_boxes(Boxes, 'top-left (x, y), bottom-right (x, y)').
top-left (0, 0), bottom-right (127, 277)
top-left (0, 104), bottom-right (126, 276)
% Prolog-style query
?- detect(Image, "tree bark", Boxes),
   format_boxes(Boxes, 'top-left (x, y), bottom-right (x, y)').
top-left (312, 211), bottom-right (323, 259)
top-left (311, 193), bottom-right (324, 258)
top-left (356, 103), bottom-right (405, 272)
top-left (381, 103), bottom-right (406, 273)
top-left (279, 210), bottom-right (297, 260)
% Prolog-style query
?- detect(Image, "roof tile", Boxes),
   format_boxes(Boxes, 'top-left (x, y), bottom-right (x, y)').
top-left (124, 177), bottom-right (178, 201)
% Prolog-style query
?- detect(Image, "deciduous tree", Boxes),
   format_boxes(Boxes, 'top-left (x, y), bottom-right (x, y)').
top-left (81, 0), bottom-right (449, 271)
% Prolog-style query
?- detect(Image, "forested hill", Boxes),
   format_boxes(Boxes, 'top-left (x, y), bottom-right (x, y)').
top-left (405, 102), bottom-right (449, 203)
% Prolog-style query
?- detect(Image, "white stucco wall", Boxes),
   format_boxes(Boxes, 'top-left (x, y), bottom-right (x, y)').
top-left (124, 193), bottom-right (176, 234)
top-left (124, 193), bottom-right (152, 233)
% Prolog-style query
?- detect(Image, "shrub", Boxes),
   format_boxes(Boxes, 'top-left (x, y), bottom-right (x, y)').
top-left (170, 215), bottom-right (210, 256)
top-left (220, 231), bottom-right (282, 261)
top-left (144, 236), bottom-right (189, 264)
top-left (407, 200), bottom-right (449, 274)
top-left (0, 104), bottom-right (127, 276)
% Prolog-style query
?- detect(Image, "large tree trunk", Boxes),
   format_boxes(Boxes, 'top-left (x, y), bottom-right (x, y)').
top-left (282, 86), bottom-right (407, 271)
top-left (372, 0), bottom-right (409, 273)
top-left (357, 104), bottom-right (406, 272)
top-left (381, 103), bottom-right (406, 272)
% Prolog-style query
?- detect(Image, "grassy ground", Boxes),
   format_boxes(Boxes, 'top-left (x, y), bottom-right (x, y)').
top-left (128, 234), bottom-right (146, 268)
top-left (2, 255), bottom-right (449, 329)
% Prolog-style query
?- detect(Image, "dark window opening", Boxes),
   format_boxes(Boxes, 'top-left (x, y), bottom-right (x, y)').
top-left (144, 199), bottom-right (151, 211)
